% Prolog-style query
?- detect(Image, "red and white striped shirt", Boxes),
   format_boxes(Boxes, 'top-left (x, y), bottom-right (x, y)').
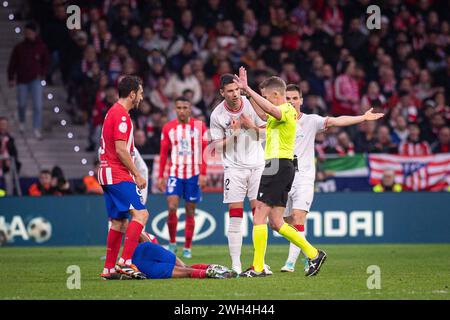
top-left (399, 140), bottom-right (431, 156)
top-left (159, 118), bottom-right (208, 179)
top-left (98, 102), bottom-right (135, 185)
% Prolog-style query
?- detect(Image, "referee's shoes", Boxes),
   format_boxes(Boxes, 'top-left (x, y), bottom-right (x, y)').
top-left (304, 249), bottom-right (327, 277)
top-left (239, 266), bottom-right (270, 278)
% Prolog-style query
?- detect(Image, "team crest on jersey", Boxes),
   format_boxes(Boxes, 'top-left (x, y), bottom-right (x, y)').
top-left (121, 116), bottom-right (126, 121)
top-left (119, 122), bottom-right (128, 133)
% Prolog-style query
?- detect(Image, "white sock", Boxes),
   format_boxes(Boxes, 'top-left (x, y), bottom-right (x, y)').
top-left (125, 259), bottom-right (132, 266)
top-left (287, 230), bottom-right (305, 264)
top-left (103, 267), bottom-right (116, 274)
top-left (227, 217), bottom-right (243, 271)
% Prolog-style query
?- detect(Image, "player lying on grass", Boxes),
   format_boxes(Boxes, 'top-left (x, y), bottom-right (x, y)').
top-left (111, 240), bottom-right (238, 280)
top-left (280, 85), bottom-right (384, 273)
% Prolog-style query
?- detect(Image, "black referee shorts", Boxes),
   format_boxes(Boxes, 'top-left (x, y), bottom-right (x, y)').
top-left (257, 158), bottom-right (295, 207)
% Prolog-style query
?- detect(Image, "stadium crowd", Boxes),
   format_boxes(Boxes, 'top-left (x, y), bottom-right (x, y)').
top-left (3, 0), bottom-right (450, 195)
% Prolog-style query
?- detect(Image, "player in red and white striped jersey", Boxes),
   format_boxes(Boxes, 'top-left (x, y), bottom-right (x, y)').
top-left (98, 76), bottom-right (150, 280)
top-left (398, 123), bottom-right (431, 156)
top-left (157, 97), bottom-right (208, 258)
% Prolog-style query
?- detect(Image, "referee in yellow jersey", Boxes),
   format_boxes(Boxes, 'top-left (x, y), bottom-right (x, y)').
top-left (234, 67), bottom-right (327, 277)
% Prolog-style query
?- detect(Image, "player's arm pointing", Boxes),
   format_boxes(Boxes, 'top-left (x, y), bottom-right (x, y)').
top-left (327, 108), bottom-right (384, 128)
top-left (234, 66), bottom-right (282, 120)
top-left (115, 140), bottom-right (146, 189)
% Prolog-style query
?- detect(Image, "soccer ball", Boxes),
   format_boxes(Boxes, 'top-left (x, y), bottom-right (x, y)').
top-left (27, 217), bottom-right (52, 243)
top-left (141, 231), bottom-right (159, 244)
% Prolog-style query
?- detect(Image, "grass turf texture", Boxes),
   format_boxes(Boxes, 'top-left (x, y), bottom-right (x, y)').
top-left (0, 244), bottom-right (449, 300)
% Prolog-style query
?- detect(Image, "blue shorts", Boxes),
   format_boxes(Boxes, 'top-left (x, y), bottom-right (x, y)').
top-left (166, 175), bottom-right (201, 203)
top-left (102, 182), bottom-right (146, 220)
top-left (132, 242), bottom-right (176, 279)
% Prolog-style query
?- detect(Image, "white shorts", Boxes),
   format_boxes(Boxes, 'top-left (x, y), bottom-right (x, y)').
top-left (223, 166), bottom-right (264, 203)
top-left (283, 183), bottom-right (315, 217)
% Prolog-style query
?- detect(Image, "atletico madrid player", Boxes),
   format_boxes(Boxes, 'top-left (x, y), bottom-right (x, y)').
top-left (98, 76), bottom-right (149, 280)
top-left (157, 97), bottom-right (208, 259)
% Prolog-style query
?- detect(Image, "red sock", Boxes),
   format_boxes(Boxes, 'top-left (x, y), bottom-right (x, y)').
top-left (190, 264), bottom-right (209, 270)
top-left (104, 229), bottom-right (123, 270)
top-left (121, 220), bottom-right (143, 262)
top-left (295, 224), bottom-right (305, 232)
top-left (167, 209), bottom-right (178, 243)
top-left (190, 269), bottom-right (206, 278)
top-left (185, 214), bottom-right (195, 249)
top-left (230, 208), bottom-right (244, 218)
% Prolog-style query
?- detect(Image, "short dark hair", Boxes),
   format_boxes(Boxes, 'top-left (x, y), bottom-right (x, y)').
top-left (259, 76), bottom-right (286, 94)
top-left (40, 169), bottom-right (51, 175)
top-left (175, 96), bottom-right (191, 104)
top-left (25, 22), bottom-right (37, 32)
top-left (118, 76), bottom-right (142, 98)
top-left (0, 116), bottom-right (8, 122)
top-left (286, 84), bottom-right (302, 97)
top-left (220, 74), bottom-right (235, 89)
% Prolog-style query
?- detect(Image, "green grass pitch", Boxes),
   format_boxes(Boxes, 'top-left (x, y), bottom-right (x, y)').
top-left (0, 244), bottom-right (449, 300)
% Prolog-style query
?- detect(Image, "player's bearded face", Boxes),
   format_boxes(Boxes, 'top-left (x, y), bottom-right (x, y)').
top-left (221, 83), bottom-right (241, 108)
top-left (132, 86), bottom-right (144, 108)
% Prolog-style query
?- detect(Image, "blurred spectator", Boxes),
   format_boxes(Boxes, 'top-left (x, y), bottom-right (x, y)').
top-left (164, 63), bottom-right (202, 104)
top-left (371, 125), bottom-right (398, 154)
top-left (334, 131), bottom-right (355, 156)
top-left (354, 120), bottom-right (377, 153)
top-left (7, 22), bottom-right (49, 139)
top-left (41, 2), bottom-right (71, 86)
top-left (87, 84), bottom-right (117, 152)
top-left (390, 115), bottom-right (409, 145)
top-left (332, 59), bottom-right (360, 116)
top-left (110, 4), bottom-right (136, 43)
top-left (261, 34), bottom-right (285, 72)
top-left (169, 40), bottom-right (197, 72)
top-left (361, 81), bottom-right (386, 109)
top-left (134, 129), bottom-right (153, 168)
top-left (82, 160), bottom-right (103, 195)
top-left (0, 117), bottom-right (21, 195)
top-left (51, 166), bottom-right (72, 195)
top-left (399, 123), bottom-right (431, 155)
top-left (373, 169), bottom-right (403, 192)
top-left (28, 169), bottom-right (54, 196)
top-left (422, 113), bottom-right (447, 143)
top-left (150, 18), bottom-right (184, 58)
top-left (431, 126), bottom-right (450, 153)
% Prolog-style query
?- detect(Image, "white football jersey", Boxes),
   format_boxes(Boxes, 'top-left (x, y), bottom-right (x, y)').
top-left (294, 113), bottom-right (328, 183)
top-left (210, 97), bottom-right (266, 169)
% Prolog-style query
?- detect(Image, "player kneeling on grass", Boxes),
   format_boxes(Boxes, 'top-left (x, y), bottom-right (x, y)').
top-left (128, 240), bottom-right (238, 280)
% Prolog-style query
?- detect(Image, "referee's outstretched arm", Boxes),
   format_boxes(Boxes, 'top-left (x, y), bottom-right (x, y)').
top-left (234, 67), bottom-right (282, 120)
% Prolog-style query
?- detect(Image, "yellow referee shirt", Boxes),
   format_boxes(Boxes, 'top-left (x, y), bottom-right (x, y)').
top-left (264, 102), bottom-right (297, 160)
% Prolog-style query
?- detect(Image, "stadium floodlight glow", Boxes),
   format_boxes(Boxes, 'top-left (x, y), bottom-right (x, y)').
top-left (81, 158), bottom-right (87, 165)
top-left (54, 106), bottom-right (60, 113)
top-left (8, 14), bottom-right (14, 20)
top-left (14, 27), bottom-right (20, 33)
top-left (61, 120), bottom-right (67, 126)
top-left (88, 170), bottom-right (94, 176)
top-left (3, 1), bottom-right (8, 8)
top-left (67, 132), bottom-right (73, 139)
top-left (74, 146), bottom-right (80, 152)
top-left (41, 80), bottom-right (46, 86)
top-left (47, 93), bottom-right (53, 100)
